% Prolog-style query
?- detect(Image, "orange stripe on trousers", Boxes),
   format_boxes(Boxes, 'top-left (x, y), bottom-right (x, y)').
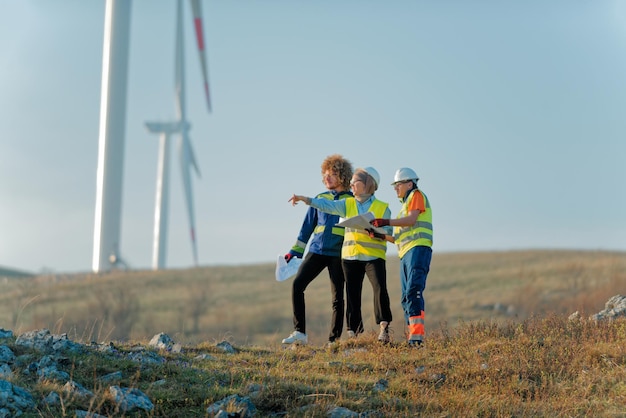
top-left (408, 312), bottom-right (425, 339)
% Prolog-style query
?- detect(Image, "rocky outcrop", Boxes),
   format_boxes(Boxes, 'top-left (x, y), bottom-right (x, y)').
top-left (590, 295), bottom-right (626, 321)
top-left (0, 327), bottom-right (267, 417)
top-left (569, 295), bottom-right (626, 322)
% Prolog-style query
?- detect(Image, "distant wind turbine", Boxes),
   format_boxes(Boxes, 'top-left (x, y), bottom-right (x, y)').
top-left (145, 0), bottom-right (212, 270)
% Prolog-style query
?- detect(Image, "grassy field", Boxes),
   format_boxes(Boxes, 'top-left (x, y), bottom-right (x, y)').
top-left (1, 249), bottom-right (624, 346)
top-left (1, 249), bottom-right (625, 417)
top-left (3, 314), bottom-right (626, 417)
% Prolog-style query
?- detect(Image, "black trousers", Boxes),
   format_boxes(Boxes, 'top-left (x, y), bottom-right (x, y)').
top-left (291, 252), bottom-right (345, 342)
top-left (343, 258), bottom-right (392, 334)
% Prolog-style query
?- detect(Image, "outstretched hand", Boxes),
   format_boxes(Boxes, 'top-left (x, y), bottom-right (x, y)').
top-left (288, 195), bottom-right (309, 206)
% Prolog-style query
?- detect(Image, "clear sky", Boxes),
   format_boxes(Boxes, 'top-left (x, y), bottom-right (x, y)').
top-left (1, 0), bottom-right (625, 274)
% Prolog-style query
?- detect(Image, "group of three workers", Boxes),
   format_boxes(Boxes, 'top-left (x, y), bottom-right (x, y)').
top-left (281, 154), bottom-right (433, 347)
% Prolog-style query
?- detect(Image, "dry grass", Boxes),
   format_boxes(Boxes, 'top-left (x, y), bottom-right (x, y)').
top-left (1, 249), bottom-right (626, 416)
top-left (5, 314), bottom-right (626, 417)
top-left (1, 250), bottom-right (624, 346)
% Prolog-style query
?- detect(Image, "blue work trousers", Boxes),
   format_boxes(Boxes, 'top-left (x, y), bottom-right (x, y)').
top-left (400, 246), bottom-right (432, 324)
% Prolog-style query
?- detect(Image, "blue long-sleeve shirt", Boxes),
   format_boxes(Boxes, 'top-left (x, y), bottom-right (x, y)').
top-left (289, 190), bottom-right (353, 258)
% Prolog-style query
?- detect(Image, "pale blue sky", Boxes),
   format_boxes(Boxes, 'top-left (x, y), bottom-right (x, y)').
top-left (1, 0), bottom-right (625, 274)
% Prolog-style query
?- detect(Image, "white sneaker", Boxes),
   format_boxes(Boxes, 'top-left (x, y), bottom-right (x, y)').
top-left (282, 331), bottom-right (308, 344)
top-left (326, 340), bottom-right (338, 349)
top-left (378, 325), bottom-right (390, 343)
top-left (347, 330), bottom-right (356, 339)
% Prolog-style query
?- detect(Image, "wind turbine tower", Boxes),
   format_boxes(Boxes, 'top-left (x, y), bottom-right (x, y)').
top-left (145, 0), bottom-right (211, 270)
top-left (92, 0), bottom-right (131, 273)
top-left (145, 120), bottom-right (186, 270)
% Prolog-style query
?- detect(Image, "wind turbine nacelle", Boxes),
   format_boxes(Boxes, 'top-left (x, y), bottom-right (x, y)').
top-left (145, 121), bottom-right (190, 134)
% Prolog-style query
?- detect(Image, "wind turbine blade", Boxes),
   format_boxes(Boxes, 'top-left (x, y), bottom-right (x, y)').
top-left (189, 0), bottom-right (212, 112)
top-left (175, 0), bottom-right (186, 120)
top-left (186, 133), bottom-right (201, 178)
top-left (179, 132), bottom-right (199, 266)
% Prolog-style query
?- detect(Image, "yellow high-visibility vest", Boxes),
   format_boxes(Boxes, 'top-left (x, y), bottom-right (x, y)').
top-left (393, 189), bottom-right (433, 258)
top-left (342, 198), bottom-right (388, 259)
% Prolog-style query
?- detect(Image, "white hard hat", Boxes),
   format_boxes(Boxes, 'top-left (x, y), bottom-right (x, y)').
top-left (392, 167), bottom-right (419, 185)
top-left (363, 167), bottom-right (380, 189)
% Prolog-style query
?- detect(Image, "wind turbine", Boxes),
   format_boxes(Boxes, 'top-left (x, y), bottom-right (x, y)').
top-left (93, 0), bottom-right (132, 273)
top-left (145, 0), bottom-right (211, 270)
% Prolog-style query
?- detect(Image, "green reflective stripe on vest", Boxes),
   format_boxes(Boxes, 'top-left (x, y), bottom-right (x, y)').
top-left (313, 225), bottom-right (345, 236)
top-left (342, 198), bottom-right (388, 259)
top-left (312, 192), bottom-right (350, 237)
top-left (332, 227), bottom-right (345, 236)
top-left (290, 241), bottom-right (306, 255)
top-left (393, 189), bottom-right (433, 258)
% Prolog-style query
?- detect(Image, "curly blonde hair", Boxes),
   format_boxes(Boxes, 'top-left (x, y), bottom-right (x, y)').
top-left (321, 154), bottom-right (353, 190)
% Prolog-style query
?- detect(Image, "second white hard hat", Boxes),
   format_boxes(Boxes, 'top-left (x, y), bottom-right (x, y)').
top-left (363, 167), bottom-right (380, 189)
top-left (392, 167), bottom-right (419, 184)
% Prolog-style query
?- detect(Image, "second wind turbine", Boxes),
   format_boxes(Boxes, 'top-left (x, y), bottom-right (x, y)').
top-left (146, 0), bottom-right (211, 270)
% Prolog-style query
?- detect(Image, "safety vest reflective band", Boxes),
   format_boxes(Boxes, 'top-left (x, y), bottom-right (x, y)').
top-left (291, 239), bottom-right (308, 255)
top-left (313, 225), bottom-right (345, 236)
top-left (393, 189), bottom-right (433, 258)
top-left (342, 198), bottom-right (388, 259)
top-left (408, 312), bottom-right (425, 342)
top-left (314, 192), bottom-right (350, 238)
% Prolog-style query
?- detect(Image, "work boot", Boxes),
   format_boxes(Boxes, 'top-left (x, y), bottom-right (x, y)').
top-left (408, 340), bottom-right (423, 348)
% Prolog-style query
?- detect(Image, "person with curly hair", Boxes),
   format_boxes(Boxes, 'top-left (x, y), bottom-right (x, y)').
top-left (281, 154), bottom-right (354, 346)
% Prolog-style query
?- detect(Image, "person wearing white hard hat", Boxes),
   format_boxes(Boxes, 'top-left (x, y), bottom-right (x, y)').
top-left (368, 167), bottom-right (433, 347)
top-left (289, 166), bottom-right (394, 344)
top-left (281, 155), bottom-right (354, 346)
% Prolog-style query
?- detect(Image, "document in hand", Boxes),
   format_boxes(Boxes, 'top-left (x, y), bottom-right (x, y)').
top-left (275, 254), bottom-right (303, 282)
top-left (336, 212), bottom-right (387, 234)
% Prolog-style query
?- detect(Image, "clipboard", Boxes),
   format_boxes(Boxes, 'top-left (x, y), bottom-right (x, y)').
top-left (336, 212), bottom-right (387, 234)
